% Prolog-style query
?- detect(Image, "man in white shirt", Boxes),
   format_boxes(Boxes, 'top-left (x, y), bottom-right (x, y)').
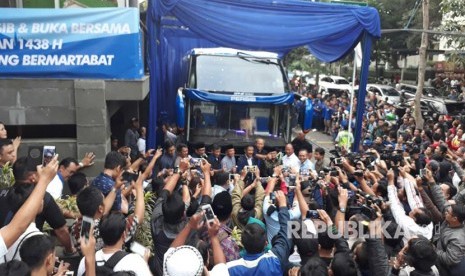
top-left (282, 143), bottom-right (299, 172)
top-left (212, 172), bottom-right (234, 198)
top-left (137, 126), bottom-right (146, 155)
top-left (47, 153), bottom-right (95, 199)
top-left (77, 213), bottom-right (151, 276)
top-left (297, 149), bottom-right (315, 175)
top-left (221, 144), bottom-right (237, 173)
top-left (387, 169), bottom-right (433, 245)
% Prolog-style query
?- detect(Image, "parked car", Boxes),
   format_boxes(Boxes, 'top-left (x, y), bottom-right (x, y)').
top-left (367, 84), bottom-right (401, 104)
top-left (318, 75), bottom-right (355, 97)
top-left (398, 83), bottom-right (441, 99)
top-left (405, 98), bottom-right (465, 122)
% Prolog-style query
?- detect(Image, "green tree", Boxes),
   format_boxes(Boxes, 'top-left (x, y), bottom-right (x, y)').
top-left (367, 0), bottom-right (442, 69)
top-left (440, 0), bottom-right (465, 63)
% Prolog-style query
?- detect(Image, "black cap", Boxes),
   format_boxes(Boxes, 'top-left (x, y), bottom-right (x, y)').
top-left (130, 117), bottom-right (139, 122)
top-left (193, 142), bottom-right (205, 150)
top-left (224, 144), bottom-right (234, 150)
top-left (162, 193), bottom-right (185, 224)
top-left (212, 191), bottom-right (233, 221)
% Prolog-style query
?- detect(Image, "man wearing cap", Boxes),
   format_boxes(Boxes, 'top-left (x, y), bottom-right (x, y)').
top-left (291, 132), bottom-right (313, 160)
top-left (221, 144), bottom-right (236, 173)
top-left (208, 144), bottom-right (223, 175)
top-left (211, 191), bottom-right (240, 262)
top-left (191, 142), bottom-right (207, 159)
top-left (259, 147), bottom-right (282, 178)
top-left (124, 117), bottom-right (140, 160)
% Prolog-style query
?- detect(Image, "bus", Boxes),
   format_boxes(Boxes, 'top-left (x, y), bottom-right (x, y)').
top-left (175, 47), bottom-right (313, 149)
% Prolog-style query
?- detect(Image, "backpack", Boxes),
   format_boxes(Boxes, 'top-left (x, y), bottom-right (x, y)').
top-left (94, 250), bottom-right (130, 276)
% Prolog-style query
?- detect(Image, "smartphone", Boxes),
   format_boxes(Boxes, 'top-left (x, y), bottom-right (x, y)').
top-left (245, 166), bottom-right (256, 173)
top-left (27, 146), bottom-right (43, 171)
top-left (54, 260), bottom-right (61, 271)
top-left (64, 272), bottom-right (74, 276)
top-left (306, 210), bottom-right (320, 219)
top-left (354, 170), bottom-right (364, 177)
top-left (42, 145), bottom-right (56, 166)
top-left (270, 192), bottom-right (276, 205)
top-left (122, 171), bottom-right (138, 183)
top-left (80, 216), bottom-right (93, 242)
top-left (201, 204), bottom-right (215, 224)
top-left (229, 173), bottom-right (235, 184)
top-left (190, 158), bottom-right (202, 167)
top-left (419, 168), bottom-right (427, 179)
top-left (288, 174), bottom-right (296, 187)
top-left (130, 241), bottom-right (147, 257)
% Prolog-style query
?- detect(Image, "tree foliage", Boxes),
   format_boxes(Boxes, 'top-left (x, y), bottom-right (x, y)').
top-left (440, 0), bottom-right (465, 52)
top-left (366, 0), bottom-right (442, 68)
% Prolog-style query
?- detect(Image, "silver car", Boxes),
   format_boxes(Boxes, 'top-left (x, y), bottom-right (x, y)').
top-left (367, 84), bottom-right (401, 104)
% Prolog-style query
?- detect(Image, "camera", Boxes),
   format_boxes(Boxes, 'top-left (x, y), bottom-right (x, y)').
top-left (322, 166), bottom-right (338, 177)
top-left (332, 157), bottom-right (343, 166)
top-left (348, 204), bottom-right (377, 220)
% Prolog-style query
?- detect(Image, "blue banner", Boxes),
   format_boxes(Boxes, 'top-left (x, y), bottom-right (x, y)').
top-left (0, 8), bottom-right (143, 79)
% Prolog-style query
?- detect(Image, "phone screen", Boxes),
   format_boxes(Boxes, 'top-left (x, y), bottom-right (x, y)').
top-left (202, 204), bottom-right (215, 222)
top-left (42, 145), bottom-right (56, 166)
top-left (80, 216), bottom-right (93, 241)
top-left (130, 242), bottom-right (146, 257)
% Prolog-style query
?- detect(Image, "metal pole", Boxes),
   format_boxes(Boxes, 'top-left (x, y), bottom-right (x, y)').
top-left (347, 54), bottom-right (357, 151)
top-left (186, 98), bottom-right (191, 141)
top-left (286, 105), bottom-right (291, 142)
top-left (228, 105), bottom-right (231, 129)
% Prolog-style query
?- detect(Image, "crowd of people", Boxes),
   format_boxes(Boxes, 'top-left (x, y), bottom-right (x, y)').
top-left (1, 83), bottom-right (465, 276)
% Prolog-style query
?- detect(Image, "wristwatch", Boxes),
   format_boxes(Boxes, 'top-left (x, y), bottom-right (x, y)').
top-left (339, 207), bottom-right (346, 213)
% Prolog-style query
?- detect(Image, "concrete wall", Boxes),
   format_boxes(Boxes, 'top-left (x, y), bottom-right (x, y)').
top-left (0, 76), bottom-right (150, 176)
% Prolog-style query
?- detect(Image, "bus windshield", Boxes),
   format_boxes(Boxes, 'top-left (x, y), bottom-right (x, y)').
top-left (192, 55), bottom-right (288, 94)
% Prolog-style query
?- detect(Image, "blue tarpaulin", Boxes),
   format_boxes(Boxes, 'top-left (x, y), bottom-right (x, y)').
top-left (147, 0), bottom-right (381, 151)
top-left (185, 89), bottom-right (295, 105)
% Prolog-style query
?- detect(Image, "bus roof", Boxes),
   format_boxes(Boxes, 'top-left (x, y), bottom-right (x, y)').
top-left (190, 47), bottom-right (279, 59)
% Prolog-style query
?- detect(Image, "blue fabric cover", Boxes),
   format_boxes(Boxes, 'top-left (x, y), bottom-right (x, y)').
top-left (147, 0), bottom-right (381, 150)
top-left (186, 89), bottom-right (295, 104)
